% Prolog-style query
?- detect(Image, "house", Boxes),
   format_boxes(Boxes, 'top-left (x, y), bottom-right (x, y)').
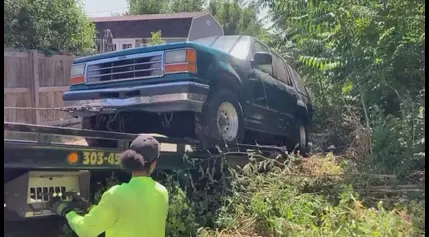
top-left (91, 12), bottom-right (224, 51)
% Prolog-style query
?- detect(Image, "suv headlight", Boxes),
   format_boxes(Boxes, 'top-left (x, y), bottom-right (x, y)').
top-left (164, 49), bottom-right (197, 74)
top-left (70, 64), bottom-right (85, 85)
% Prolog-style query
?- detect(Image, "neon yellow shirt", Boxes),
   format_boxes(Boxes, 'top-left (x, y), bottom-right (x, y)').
top-left (66, 177), bottom-right (169, 237)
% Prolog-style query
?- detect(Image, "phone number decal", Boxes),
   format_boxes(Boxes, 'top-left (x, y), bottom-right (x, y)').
top-left (82, 152), bottom-right (121, 166)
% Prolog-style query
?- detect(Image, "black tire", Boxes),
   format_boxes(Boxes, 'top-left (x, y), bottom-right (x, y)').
top-left (296, 120), bottom-right (309, 157)
top-left (195, 89), bottom-right (245, 146)
top-left (82, 116), bottom-right (117, 148)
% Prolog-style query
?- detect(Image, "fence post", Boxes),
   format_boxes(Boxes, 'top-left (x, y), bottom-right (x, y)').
top-left (29, 50), bottom-right (40, 124)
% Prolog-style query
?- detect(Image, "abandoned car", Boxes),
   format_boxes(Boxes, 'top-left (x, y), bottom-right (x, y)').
top-left (63, 35), bottom-right (314, 152)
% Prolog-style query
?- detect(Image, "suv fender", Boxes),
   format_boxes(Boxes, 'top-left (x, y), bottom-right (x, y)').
top-left (295, 101), bottom-right (309, 124)
top-left (206, 60), bottom-right (242, 84)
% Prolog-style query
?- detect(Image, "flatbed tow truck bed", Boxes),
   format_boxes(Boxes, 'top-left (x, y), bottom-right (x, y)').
top-left (4, 122), bottom-right (287, 171)
top-left (4, 122), bottom-right (287, 236)
top-left (4, 122), bottom-right (201, 171)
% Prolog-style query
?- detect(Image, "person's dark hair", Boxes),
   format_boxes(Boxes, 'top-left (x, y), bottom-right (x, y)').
top-left (119, 135), bottom-right (160, 173)
top-left (120, 149), bottom-right (145, 172)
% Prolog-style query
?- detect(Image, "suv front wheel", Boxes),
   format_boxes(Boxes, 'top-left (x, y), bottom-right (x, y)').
top-left (195, 89), bottom-right (245, 146)
top-left (82, 116), bottom-right (118, 148)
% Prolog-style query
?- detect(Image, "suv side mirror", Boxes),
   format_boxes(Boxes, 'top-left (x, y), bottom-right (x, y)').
top-left (251, 52), bottom-right (272, 66)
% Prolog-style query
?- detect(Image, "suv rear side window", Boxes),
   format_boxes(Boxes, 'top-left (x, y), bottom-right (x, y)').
top-left (272, 54), bottom-right (293, 87)
top-left (251, 41), bottom-right (273, 76)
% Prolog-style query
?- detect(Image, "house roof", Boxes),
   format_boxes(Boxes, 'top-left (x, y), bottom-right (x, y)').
top-left (90, 12), bottom-right (208, 22)
top-left (91, 12), bottom-right (209, 38)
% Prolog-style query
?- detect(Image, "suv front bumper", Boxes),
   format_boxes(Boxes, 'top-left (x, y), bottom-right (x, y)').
top-left (63, 81), bottom-right (209, 117)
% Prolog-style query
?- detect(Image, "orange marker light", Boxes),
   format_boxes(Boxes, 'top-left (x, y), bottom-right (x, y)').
top-left (165, 63), bottom-right (196, 73)
top-left (186, 49), bottom-right (196, 64)
top-left (67, 152), bottom-right (79, 164)
top-left (70, 76), bottom-right (84, 85)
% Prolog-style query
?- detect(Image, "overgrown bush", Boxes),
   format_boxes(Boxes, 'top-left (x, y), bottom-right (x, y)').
top-left (196, 157), bottom-right (424, 236)
top-left (75, 153), bottom-right (423, 237)
top-left (365, 93), bottom-right (425, 176)
top-left (264, 0), bottom-right (425, 179)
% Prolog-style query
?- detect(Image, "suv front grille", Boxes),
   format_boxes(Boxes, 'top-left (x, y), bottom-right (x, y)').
top-left (86, 53), bottom-right (163, 84)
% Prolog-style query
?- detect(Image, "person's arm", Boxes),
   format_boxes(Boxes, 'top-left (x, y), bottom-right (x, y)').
top-left (65, 185), bottom-right (120, 237)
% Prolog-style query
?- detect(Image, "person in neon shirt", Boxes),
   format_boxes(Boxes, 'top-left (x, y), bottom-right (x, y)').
top-left (49, 135), bottom-right (169, 237)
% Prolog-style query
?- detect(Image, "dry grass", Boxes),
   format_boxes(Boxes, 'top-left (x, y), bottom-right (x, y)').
top-left (342, 111), bottom-right (372, 160)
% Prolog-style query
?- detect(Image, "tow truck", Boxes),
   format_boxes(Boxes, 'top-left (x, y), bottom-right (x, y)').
top-left (4, 121), bottom-right (288, 236)
top-left (4, 30), bottom-right (294, 236)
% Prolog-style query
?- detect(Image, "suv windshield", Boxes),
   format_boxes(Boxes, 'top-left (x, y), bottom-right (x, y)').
top-left (193, 36), bottom-right (250, 60)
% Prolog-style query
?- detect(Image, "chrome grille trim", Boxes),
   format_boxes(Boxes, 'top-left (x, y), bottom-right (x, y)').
top-left (84, 51), bottom-right (164, 84)
top-left (86, 60), bottom-right (161, 72)
top-left (87, 67), bottom-right (163, 78)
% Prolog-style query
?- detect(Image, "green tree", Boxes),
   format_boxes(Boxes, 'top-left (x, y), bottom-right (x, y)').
top-left (4, 0), bottom-right (96, 54)
top-left (165, 0), bottom-right (204, 13)
top-left (127, 0), bottom-right (169, 14)
top-left (207, 0), bottom-right (265, 37)
top-left (128, 0), bottom-right (203, 14)
top-left (127, 0), bottom-right (267, 38)
top-left (264, 0), bottom-right (425, 174)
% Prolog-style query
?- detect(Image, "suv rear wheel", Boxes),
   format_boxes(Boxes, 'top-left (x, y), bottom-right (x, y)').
top-left (195, 89), bottom-right (245, 146)
top-left (296, 121), bottom-right (309, 156)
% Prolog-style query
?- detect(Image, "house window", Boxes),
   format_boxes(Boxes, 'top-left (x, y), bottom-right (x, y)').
top-left (122, 44), bottom-right (132, 49)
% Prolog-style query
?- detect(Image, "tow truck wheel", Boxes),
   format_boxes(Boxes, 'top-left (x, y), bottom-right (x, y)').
top-left (196, 89), bottom-right (245, 146)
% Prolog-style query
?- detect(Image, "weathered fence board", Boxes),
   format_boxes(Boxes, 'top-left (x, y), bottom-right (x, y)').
top-left (4, 49), bottom-right (76, 125)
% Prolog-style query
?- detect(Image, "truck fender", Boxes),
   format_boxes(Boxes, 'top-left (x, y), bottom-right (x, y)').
top-left (206, 60), bottom-right (242, 87)
top-left (216, 61), bottom-right (242, 84)
top-left (296, 99), bottom-right (309, 122)
top-left (297, 99), bottom-right (307, 110)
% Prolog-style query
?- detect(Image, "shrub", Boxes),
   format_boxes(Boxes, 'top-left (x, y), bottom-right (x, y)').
top-left (198, 157), bottom-right (424, 236)
top-left (77, 155), bottom-right (424, 237)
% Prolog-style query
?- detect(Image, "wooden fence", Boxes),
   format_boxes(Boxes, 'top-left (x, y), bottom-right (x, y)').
top-left (4, 50), bottom-right (79, 126)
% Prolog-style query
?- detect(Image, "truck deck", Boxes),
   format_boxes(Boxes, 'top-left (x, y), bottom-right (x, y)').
top-left (4, 122), bottom-right (200, 171)
top-left (4, 122), bottom-right (288, 171)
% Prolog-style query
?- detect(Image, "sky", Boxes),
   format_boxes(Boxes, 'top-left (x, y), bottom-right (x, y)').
top-left (82, 0), bottom-right (128, 17)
